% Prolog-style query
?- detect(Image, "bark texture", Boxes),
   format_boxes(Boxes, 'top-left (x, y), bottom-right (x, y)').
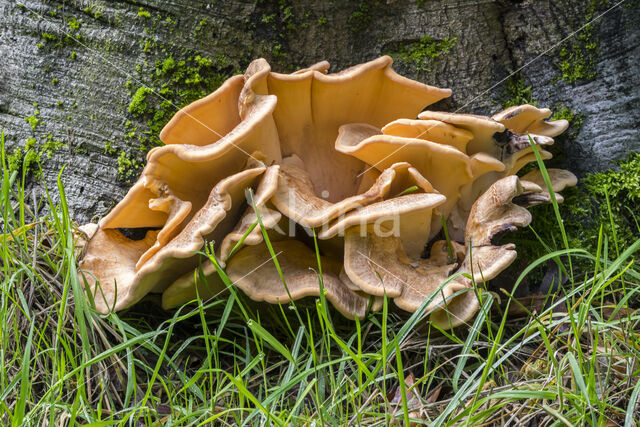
top-left (0, 0), bottom-right (638, 223)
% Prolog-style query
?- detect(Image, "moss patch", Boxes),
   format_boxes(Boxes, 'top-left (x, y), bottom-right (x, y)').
top-left (510, 152), bottom-right (640, 281)
top-left (583, 152), bottom-right (640, 252)
top-left (117, 151), bottom-right (143, 183)
top-left (556, 0), bottom-right (608, 84)
top-left (7, 134), bottom-right (66, 177)
top-left (24, 110), bottom-right (40, 131)
top-left (498, 73), bottom-right (537, 109)
top-left (386, 35), bottom-right (457, 72)
top-left (348, 1), bottom-right (373, 33)
top-left (116, 53), bottom-right (232, 183)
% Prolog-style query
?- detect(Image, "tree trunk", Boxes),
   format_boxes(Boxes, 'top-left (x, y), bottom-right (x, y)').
top-left (1, 0), bottom-right (638, 223)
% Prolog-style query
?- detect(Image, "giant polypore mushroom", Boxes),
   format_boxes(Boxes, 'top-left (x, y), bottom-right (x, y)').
top-left (78, 56), bottom-right (576, 328)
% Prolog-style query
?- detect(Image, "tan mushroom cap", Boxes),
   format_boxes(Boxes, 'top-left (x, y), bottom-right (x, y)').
top-left (79, 229), bottom-right (160, 311)
top-left (417, 111), bottom-right (505, 155)
top-left (335, 129), bottom-right (469, 205)
top-left (335, 126), bottom-right (505, 227)
top-left (161, 263), bottom-right (227, 310)
top-left (465, 176), bottom-right (532, 246)
top-left (80, 161), bottom-right (269, 313)
top-left (343, 226), bottom-right (461, 300)
top-left (242, 56), bottom-right (451, 203)
top-left (100, 93), bottom-right (282, 231)
top-left (320, 193), bottom-right (446, 258)
top-left (521, 168), bottom-right (578, 192)
top-left (135, 184), bottom-right (192, 270)
top-left (159, 75), bottom-right (245, 146)
top-left (505, 148), bottom-right (553, 176)
top-left (271, 155), bottom-right (428, 229)
top-left (493, 104), bottom-right (569, 137)
top-left (423, 177), bottom-right (537, 327)
top-left (381, 119), bottom-right (474, 152)
top-left (225, 240), bottom-right (374, 319)
top-left (342, 175), bottom-right (541, 328)
top-left (451, 134), bottom-right (554, 236)
top-left (319, 161), bottom-right (443, 245)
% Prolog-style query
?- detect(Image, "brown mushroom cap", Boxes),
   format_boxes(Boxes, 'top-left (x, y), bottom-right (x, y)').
top-left (244, 56), bottom-right (451, 204)
top-left (341, 175), bottom-right (544, 328)
top-left (318, 162), bottom-right (443, 256)
top-left (335, 128), bottom-right (472, 215)
top-left (521, 168), bottom-right (578, 192)
top-left (159, 75), bottom-right (245, 146)
top-left (417, 111), bottom-right (505, 155)
top-left (225, 240), bottom-right (374, 319)
top-left (493, 104), bottom-right (569, 137)
top-left (80, 161), bottom-right (269, 313)
top-left (432, 176), bottom-right (540, 327)
top-left (320, 193), bottom-right (446, 258)
top-left (100, 94), bottom-right (282, 231)
top-left (505, 148), bottom-right (553, 176)
top-left (270, 155), bottom-right (428, 229)
top-left (381, 119), bottom-right (473, 152)
top-left (343, 226), bottom-right (461, 300)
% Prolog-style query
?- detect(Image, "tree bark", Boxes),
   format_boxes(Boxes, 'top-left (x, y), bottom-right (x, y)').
top-left (1, 0), bottom-right (638, 223)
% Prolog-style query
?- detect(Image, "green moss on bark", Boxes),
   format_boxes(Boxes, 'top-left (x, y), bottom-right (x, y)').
top-left (386, 35), bottom-right (457, 72)
top-left (511, 152), bottom-right (640, 281)
top-left (556, 0), bottom-right (608, 84)
top-left (499, 73), bottom-right (537, 108)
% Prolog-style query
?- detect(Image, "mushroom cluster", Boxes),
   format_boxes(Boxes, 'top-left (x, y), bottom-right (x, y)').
top-left (78, 56), bottom-right (576, 328)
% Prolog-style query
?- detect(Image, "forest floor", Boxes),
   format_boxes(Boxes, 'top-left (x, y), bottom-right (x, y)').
top-left (1, 135), bottom-right (639, 426)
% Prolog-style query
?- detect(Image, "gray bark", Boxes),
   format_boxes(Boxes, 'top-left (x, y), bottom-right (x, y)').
top-left (0, 0), bottom-right (638, 223)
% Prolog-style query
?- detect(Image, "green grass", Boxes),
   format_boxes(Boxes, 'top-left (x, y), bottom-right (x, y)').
top-left (1, 130), bottom-right (639, 425)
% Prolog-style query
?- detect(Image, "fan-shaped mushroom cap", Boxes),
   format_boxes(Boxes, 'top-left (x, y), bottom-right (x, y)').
top-left (335, 124), bottom-right (505, 230)
top-left (521, 168), bottom-right (578, 192)
top-left (218, 165), bottom-right (281, 264)
top-left (417, 111), bottom-right (505, 155)
top-left (159, 75), bottom-right (246, 146)
top-left (241, 56), bottom-right (451, 204)
top-left (79, 228), bottom-right (160, 311)
top-left (316, 161), bottom-right (444, 258)
top-left (320, 192), bottom-right (446, 258)
top-left (412, 177), bottom-right (537, 327)
top-left (342, 175), bottom-right (542, 328)
top-left (271, 155), bottom-right (435, 229)
top-left (225, 240), bottom-right (373, 319)
top-left (493, 104), bottom-right (569, 137)
top-left (343, 226), bottom-right (460, 300)
top-left (445, 130), bottom-right (555, 241)
top-left (100, 95), bottom-right (282, 232)
top-left (336, 128), bottom-right (467, 206)
top-left (505, 148), bottom-right (553, 176)
top-left (80, 161), bottom-right (269, 313)
top-left (381, 119), bottom-right (474, 152)
top-left (465, 176), bottom-right (532, 246)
